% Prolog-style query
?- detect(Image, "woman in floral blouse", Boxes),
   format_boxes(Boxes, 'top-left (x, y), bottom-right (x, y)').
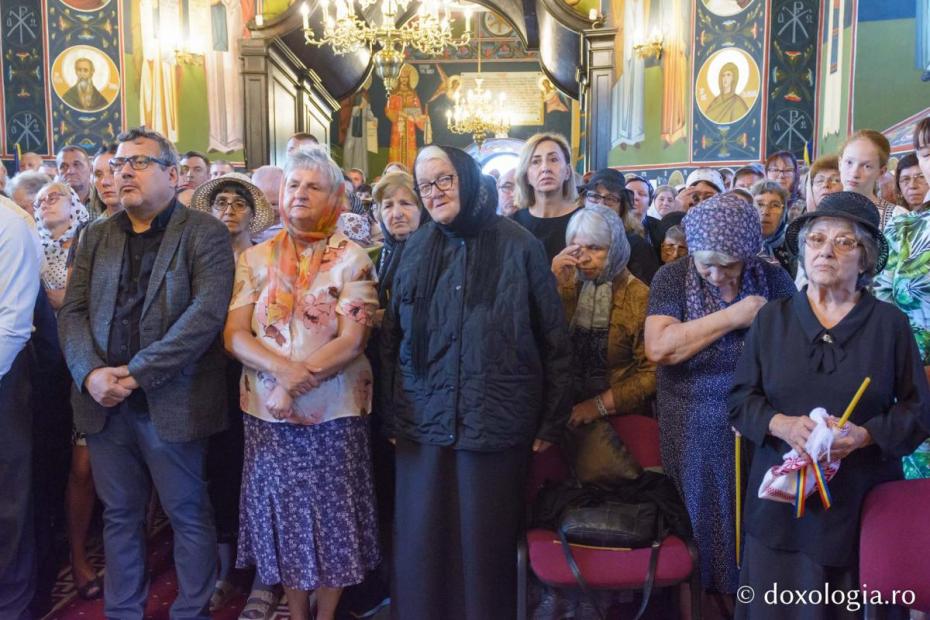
top-left (874, 116), bottom-right (930, 479)
top-left (223, 146), bottom-right (380, 620)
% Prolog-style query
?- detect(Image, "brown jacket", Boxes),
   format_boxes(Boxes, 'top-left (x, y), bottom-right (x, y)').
top-left (558, 269), bottom-right (657, 414)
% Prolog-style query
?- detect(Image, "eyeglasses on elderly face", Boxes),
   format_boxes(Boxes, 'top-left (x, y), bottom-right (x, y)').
top-left (803, 232), bottom-right (861, 254)
top-left (767, 167), bottom-right (794, 177)
top-left (416, 174), bottom-right (456, 197)
top-left (34, 191), bottom-right (65, 210)
top-left (109, 155), bottom-right (173, 172)
top-left (584, 191), bottom-right (623, 207)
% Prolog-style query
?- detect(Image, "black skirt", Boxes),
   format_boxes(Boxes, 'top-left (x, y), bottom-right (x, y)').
top-left (392, 439), bottom-right (529, 620)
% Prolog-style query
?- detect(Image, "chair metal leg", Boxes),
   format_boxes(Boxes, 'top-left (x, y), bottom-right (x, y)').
top-left (517, 538), bottom-right (528, 620)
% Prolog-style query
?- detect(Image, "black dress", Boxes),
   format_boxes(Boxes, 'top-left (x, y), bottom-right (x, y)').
top-left (728, 290), bottom-right (930, 618)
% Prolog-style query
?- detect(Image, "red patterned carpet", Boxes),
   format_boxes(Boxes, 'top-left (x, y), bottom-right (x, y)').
top-left (41, 521), bottom-right (291, 620)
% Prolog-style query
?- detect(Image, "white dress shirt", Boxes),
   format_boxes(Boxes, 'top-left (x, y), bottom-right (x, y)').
top-left (0, 207), bottom-right (40, 380)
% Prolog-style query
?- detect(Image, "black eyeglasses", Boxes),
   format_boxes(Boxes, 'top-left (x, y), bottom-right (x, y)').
top-left (585, 191), bottom-right (622, 207)
top-left (416, 174), bottom-right (456, 197)
top-left (109, 155), bottom-right (173, 172)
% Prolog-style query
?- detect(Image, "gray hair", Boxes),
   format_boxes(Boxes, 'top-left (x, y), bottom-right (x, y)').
top-left (797, 217), bottom-right (879, 289)
top-left (692, 250), bottom-right (739, 265)
top-left (415, 145), bottom-right (452, 169)
top-left (566, 208), bottom-right (612, 248)
top-left (750, 180), bottom-right (789, 204)
top-left (9, 170), bottom-right (52, 197)
top-left (664, 224), bottom-right (686, 245)
top-left (284, 145), bottom-right (345, 195)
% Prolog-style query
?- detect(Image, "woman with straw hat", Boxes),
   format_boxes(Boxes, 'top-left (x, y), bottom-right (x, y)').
top-left (729, 191), bottom-right (930, 618)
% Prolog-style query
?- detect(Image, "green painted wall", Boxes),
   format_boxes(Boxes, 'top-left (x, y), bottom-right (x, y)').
top-left (853, 18), bottom-right (928, 133)
top-left (607, 64), bottom-right (690, 167)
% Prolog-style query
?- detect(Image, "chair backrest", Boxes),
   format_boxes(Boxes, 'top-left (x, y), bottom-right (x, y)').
top-left (859, 478), bottom-right (930, 612)
top-left (525, 415), bottom-right (661, 503)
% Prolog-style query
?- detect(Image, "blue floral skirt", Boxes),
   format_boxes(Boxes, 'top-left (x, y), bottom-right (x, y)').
top-left (237, 415), bottom-right (381, 590)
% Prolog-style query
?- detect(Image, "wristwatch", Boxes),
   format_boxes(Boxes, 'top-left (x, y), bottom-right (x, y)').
top-left (594, 395), bottom-right (609, 418)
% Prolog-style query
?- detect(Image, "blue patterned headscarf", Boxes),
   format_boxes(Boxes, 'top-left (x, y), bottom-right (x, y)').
top-left (681, 193), bottom-right (770, 321)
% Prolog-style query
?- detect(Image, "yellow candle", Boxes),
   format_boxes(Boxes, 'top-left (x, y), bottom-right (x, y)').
top-left (836, 377), bottom-right (871, 428)
top-left (735, 432), bottom-right (741, 567)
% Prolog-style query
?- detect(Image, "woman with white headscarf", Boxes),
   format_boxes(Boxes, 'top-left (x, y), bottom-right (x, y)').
top-left (34, 181), bottom-right (89, 310)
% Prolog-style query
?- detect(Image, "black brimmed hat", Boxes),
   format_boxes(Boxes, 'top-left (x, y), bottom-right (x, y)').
top-left (785, 191), bottom-right (889, 272)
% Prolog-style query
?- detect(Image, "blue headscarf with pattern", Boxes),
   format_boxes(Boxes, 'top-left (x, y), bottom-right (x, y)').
top-left (682, 193), bottom-right (770, 321)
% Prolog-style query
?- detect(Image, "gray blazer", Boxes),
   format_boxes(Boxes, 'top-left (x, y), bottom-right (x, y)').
top-left (58, 202), bottom-right (235, 442)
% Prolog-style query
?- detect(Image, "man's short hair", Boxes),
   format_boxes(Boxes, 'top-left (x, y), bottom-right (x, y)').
top-left (182, 150), bottom-right (211, 166)
top-left (56, 144), bottom-right (90, 164)
top-left (289, 132), bottom-right (319, 144)
top-left (74, 57), bottom-right (93, 70)
top-left (94, 143), bottom-right (118, 157)
top-left (116, 126), bottom-right (179, 167)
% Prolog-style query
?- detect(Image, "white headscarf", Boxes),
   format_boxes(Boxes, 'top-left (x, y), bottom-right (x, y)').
top-left (35, 185), bottom-right (89, 289)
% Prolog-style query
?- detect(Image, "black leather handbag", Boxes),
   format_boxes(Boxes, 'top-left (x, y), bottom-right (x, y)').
top-left (557, 500), bottom-right (665, 620)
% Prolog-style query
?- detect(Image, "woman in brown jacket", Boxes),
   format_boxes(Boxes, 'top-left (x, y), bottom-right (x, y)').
top-left (551, 204), bottom-right (657, 425)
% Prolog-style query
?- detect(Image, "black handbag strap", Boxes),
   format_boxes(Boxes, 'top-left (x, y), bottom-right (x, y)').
top-left (557, 515), bottom-right (664, 620)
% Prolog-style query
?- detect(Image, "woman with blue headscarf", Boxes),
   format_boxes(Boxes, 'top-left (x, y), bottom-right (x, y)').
top-left (644, 194), bottom-right (796, 605)
top-left (552, 204), bottom-right (656, 426)
top-left (750, 180), bottom-right (794, 275)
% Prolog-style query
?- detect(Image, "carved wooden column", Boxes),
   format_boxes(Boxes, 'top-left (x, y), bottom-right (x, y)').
top-left (241, 38), bottom-right (271, 169)
top-left (581, 27), bottom-right (616, 171)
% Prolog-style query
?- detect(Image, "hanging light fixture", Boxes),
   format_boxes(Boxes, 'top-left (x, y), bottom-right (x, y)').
top-left (445, 16), bottom-right (512, 148)
top-left (300, 0), bottom-right (471, 94)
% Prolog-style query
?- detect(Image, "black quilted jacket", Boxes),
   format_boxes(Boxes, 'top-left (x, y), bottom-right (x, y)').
top-left (379, 217), bottom-right (573, 451)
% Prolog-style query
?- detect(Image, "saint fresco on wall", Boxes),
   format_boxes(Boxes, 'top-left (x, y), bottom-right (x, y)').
top-left (52, 46), bottom-right (120, 113)
top-left (696, 47), bottom-right (759, 125)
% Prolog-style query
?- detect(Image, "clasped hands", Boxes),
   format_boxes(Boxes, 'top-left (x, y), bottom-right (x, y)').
top-left (265, 360), bottom-right (324, 421)
top-left (85, 366), bottom-right (139, 407)
top-left (768, 412), bottom-right (872, 464)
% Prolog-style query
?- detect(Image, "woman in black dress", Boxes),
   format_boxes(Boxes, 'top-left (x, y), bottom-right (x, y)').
top-left (728, 192), bottom-right (930, 619)
top-left (380, 144), bottom-right (572, 620)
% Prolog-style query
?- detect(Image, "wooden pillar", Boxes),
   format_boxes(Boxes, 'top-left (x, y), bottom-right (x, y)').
top-left (581, 27), bottom-right (616, 171)
top-left (240, 38), bottom-right (271, 169)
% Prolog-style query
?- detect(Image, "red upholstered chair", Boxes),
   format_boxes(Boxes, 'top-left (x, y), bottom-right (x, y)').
top-left (517, 415), bottom-right (701, 619)
top-left (859, 478), bottom-right (930, 613)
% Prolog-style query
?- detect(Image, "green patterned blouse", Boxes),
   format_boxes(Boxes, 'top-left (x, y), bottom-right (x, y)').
top-left (874, 204), bottom-right (930, 479)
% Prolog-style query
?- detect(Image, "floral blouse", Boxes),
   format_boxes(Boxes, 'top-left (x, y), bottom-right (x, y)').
top-left (230, 231), bottom-right (379, 424)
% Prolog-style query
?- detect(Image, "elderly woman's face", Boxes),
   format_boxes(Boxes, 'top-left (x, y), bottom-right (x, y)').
top-left (803, 218), bottom-right (862, 290)
top-left (694, 254), bottom-right (743, 291)
top-left (211, 189), bottom-right (254, 236)
top-left (811, 169), bottom-right (842, 207)
top-left (415, 157), bottom-right (460, 225)
top-left (655, 190), bottom-right (679, 217)
top-left (840, 139), bottom-right (885, 196)
top-left (571, 232), bottom-right (609, 281)
top-left (282, 167), bottom-right (342, 232)
top-left (898, 165), bottom-right (929, 209)
top-left (660, 235), bottom-right (687, 264)
top-left (526, 140), bottom-right (569, 196)
top-left (753, 191), bottom-right (786, 238)
top-left (35, 187), bottom-right (70, 231)
top-left (379, 186), bottom-right (421, 241)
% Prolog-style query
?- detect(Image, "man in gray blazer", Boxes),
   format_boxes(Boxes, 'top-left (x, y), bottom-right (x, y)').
top-left (58, 127), bottom-right (234, 619)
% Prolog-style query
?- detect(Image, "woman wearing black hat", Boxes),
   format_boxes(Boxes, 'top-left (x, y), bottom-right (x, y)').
top-left (728, 191), bottom-right (930, 618)
top-left (380, 145), bottom-right (573, 620)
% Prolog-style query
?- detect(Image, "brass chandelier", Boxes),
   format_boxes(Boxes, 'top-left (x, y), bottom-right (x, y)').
top-left (445, 23), bottom-right (511, 147)
top-left (300, 0), bottom-right (471, 93)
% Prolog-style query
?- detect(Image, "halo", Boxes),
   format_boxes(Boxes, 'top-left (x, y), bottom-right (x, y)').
top-left (399, 64), bottom-right (419, 90)
top-left (705, 48), bottom-right (751, 97)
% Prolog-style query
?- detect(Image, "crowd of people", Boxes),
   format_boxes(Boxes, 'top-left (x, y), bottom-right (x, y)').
top-left (0, 118), bottom-right (929, 620)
